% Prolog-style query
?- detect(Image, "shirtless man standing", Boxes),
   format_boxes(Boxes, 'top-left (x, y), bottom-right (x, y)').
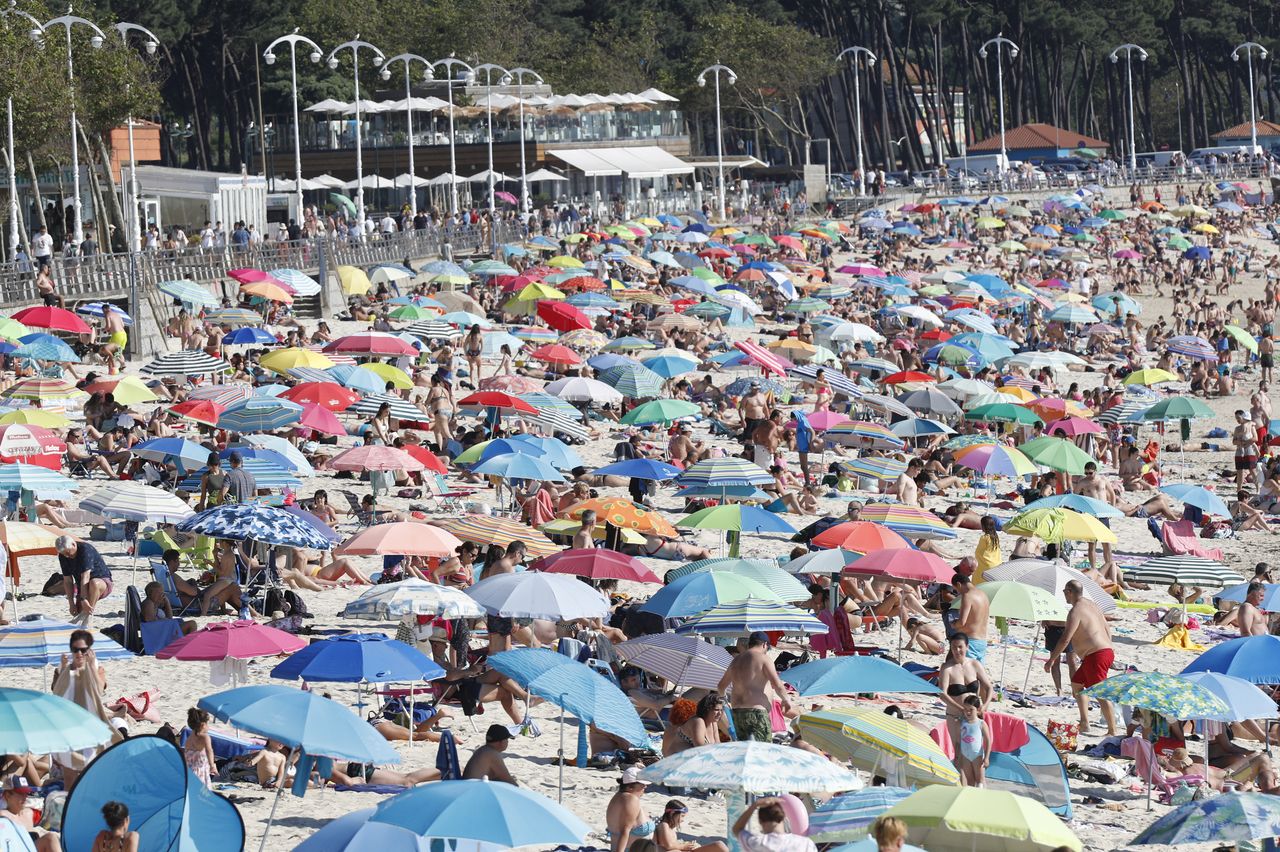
top-left (894, 458), bottom-right (923, 505)
top-left (572, 510), bottom-right (597, 550)
top-left (1238, 582), bottom-right (1269, 637)
top-left (951, 573), bottom-right (991, 664)
top-left (739, 385), bottom-right (769, 450)
top-left (1046, 580), bottom-right (1117, 735)
top-left (1234, 410), bottom-right (1260, 489)
top-left (717, 632), bottom-right (792, 742)
top-left (750, 410), bottom-right (784, 470)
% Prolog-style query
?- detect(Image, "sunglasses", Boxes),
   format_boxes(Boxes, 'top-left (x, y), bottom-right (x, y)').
top-left (71, 646), bottom-right (90, 655)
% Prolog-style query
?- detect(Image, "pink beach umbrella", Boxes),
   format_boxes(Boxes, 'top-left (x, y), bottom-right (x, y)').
top-left (155, 620), bottom-right (305, 661)
top-left (336, 521), bottom-right (464, 558)
top-left (298, 403), bottom-right (346, 437)
top-left (329, 445), bottom-right (424, 473)
top-left (323, 332), bottom-right (417, 357)
top-left (1045, 415), bottom-right (1103, 437)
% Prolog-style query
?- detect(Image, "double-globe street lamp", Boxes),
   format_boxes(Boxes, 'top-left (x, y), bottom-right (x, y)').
top-left (1233, 41), bottom-right (1268, 158)
top-left (836, 46), bottom-right (875, 197)
top-left (0, 1), bottom-right (43, 262)
top-left (381, 52), bottom-right (433, 217)
top-left (263, 30), bottom-right (323, 226)
top-left (978, 35), bottom-right (1019, 179)
top-left (1109, 44), bottom-right (1147, 175)
top-left (325, 36), bottom-right (384, 239)
top-left (696, 64), bottom-right (736, 220)
top-left (507, 66), bottom-right (542, 215)
top-left (429, 56), bottom-right (474, 217)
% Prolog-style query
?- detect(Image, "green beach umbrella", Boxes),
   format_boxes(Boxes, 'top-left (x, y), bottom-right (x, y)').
top-left (1017, 436), bottom-right (1094, 474)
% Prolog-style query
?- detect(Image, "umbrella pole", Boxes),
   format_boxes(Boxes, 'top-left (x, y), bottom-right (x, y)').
top-left (557, 695), bottom-right (566, 803)
top-left (409, 683), bottom-right (415, 752)
top-left (1022, 625), bottom-right (1040, 695)
top-left (257, 772), bottom-right (287, 852)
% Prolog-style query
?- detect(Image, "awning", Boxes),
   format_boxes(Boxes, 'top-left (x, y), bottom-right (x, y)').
top-left (684, 155), bottom-right (770, 170)
top-left (550, 146), bottom-right (694, 179)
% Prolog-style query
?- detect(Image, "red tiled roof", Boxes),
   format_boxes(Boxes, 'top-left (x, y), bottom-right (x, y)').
top-left (969, 122), bottom-right (1109, 152)
top-left (1214, 120), bottom-right (1280, 139)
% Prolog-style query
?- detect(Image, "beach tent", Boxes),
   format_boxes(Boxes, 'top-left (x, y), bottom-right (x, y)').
top-left (61, 735), bottom-right (244, 852)
top-left (985, 724), bottom-right (1072, 818)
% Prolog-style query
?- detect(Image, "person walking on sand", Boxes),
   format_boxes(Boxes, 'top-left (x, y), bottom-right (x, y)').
top-left (717, 632), bottom-right (791, 742)
top-left (1045, 580), bottom-right (1117, 736)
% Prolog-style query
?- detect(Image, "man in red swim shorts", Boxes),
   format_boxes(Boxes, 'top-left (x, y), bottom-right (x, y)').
top-left (1045, 580), bottom-right (1118, 736)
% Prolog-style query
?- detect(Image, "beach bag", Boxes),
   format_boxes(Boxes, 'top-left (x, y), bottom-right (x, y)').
top-left (110, 691), bottom-right (161, 723)
top-left (1047, 720), bottom-right (1079, 754)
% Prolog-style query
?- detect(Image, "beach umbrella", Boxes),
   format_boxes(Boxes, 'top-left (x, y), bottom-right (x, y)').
top-left (345, 392), bottom-right (424, 421)
top-left (129, 436), bottom-right (211, 473)
top-left (563, 497), bottom-right (678, 537)
top-left (797, 708), bottom-right (959, 787)
top-left (664, 559), bottom-right (808, 600)
top-left (637, 741), bottom-right (862, 793)
top-left (467, 572), bottom-right (609, 620)
top-left (0, 617), bottom-right (132, 668)
top-left (336, 265), bottom-right (372, 295)
top-left (543, 376), bottom-right (622, 406)
top-left (641, 572), bottom-right (782, 618)
top-left (324, 363), bottom-right (387, 396)
top-left (824, 421), bottom-right (906, 449)
top-left (280, 381), bottom-right (359, 411)
top-left (293, 808), bottom-right (432, 852)
top-left (324, 332), bottom-right (416, 358)
top-left (845, 548), bottom-right (954, 585)
top-left (1178, 672), bottom-right (1278, 722)
top-left (11, 305), bottom-right (90, 334)
top-left (0, 462), bottom-right (78, 496)
top-left (13, 333), bottom-right (78, 363)
top-left (366, 780), bottom-right (592, 847)
top-left (204, 307), bottom-right (263, 326)
top-left (528, 548), bottom-right (661, 583)
top-left (336, 522), bottom-right (463, 558)
top-left (641, 353), bottom-right (699, 378)
top-left (0, 424), bottom-right (64, 458)
top-left (964, 402), bottom-right (1043, 426)
top-left (158, 279), bottom-right (218, 307)
top-left (976, 581), bottom-right (1067, 621)
top-left (619, 398), bottom-right (700, 426)
top-left (882, 786), bottom-right (1080, 851)
top-left (807, 788), bottom-right (915, 843)
top-left (898, 387), bottom-right (963, 416)
top-left (1131, 793), bottom-right (1280, 847)
top-left (1122, 368), bottom-right (1180, 386)
top-left (156, 619), bottom-right (306, 661)
top-left (1003, 507), bottom-right (1117, 544)
top-left (1142, 396), bottom-right (1215, 421)
top-left (676, 504), bottom-right (797, 535)
top-left (838, 457), bottom-right (909, 482)
top-left (813, 522), bottom-right (911, 554)
top-left (599, 363), bottom-right (665, 398)
top-left (857, 504), bottom-right (956, 540)
top-left (1086, 671), bottom-right (1228, 719)
top-left (177, 502), bottom-right (335, 549)
top-left (1122, 554), bottom-right (1237, 587)
top-left (673, 597), bottom-right (827, 636)
top-left (1181, 635), bottom-right (1280, 684)
top-left (79, 481), bottom-right (194, 523)
top-left (471, 451), bottom-right (566, 482)
top-left (591, 458), bottom-right (682, 481)
top-left (188, 384), bottom-right (254, 406)
top-left (270, 633), bottom-right (445, 684)
top-left (330, 445), bottom-right (424, 474)
top-left (341, 579), bottom-right (485, 621)
top-left (430, 515), bottom-right (558, 558)
top-left (782, 548), bottom-right (862, 574)
top-left (613, 634), bottom-right (732, 690)
top-left (982, 560), bottom-right (1116, 613)
top-left (783, 656), bottom-right (941, 697)
top-left (0, 686), bottom-right (113, 753)
top-left (1160, 483), bottom-right (1231, 517)
top-left (0, 409), bottom-right (69, 428)
top-left (676, 457), bottom-right (775, 489)
top-left (141, 350), bottom-right (229, 377)
top-left (1, 377), bottom-right (84, 402)
top-left (490, 648), bottom-right (647, 792)
top-left (1022, 493), bottom-right (1122, 518)
top-left (1015, 436), bottom-right (1094, 474)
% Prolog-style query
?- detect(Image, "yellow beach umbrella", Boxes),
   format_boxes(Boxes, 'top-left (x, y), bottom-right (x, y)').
top-left (336, 265), bottom-right (371, 295)
top-left (1123, 368), bottom-right (1180, 386)
top-left (547, 255), bottom-right (584, 268)
top-left (260, 347), bottom-right (334, 374)
top-left (362, 362), bottom-right (412, 389)
top-left (0, 409), bottom-right (70, 428)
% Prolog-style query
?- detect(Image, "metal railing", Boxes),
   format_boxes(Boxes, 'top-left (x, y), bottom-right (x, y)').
top-left (0, 221), bottom-right (523, 309)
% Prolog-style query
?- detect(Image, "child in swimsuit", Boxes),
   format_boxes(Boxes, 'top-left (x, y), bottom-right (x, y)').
top-left (955, 695), bottom-right (991, 787)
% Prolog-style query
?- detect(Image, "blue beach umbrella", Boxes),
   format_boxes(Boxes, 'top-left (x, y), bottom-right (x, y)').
top-left (327, 364), bottom-right (387, 396)
top-left (782, 656), bottom-right (941, 697)
top-left (641, 353), bottom-right (699, 378)
top-left (1181, 635), bottom-right (1280, 684)
top-left (507, 434), bottom-right (584, 470)
top-left (216, 397), bottom-right (302, 432)
top-left (293, 808), bottom-right (432, 852)
top-left (222, 326), bottom-right (278, 346)
top-left (808, 787), bottom-right (915, 843)
top-left (0, 687), bottom-right (113, 753)
top-left (1178, 671), bottom-right (1278, 722)
top-left (591, 458), bottom-right (682, 480)
top-left (1160, 483), bottom-right (1232, 517)
top-left (177, 502), bottom-right (334, 549)
top-left (1131, 792), bottom-right (1280, 846)
top-left (132, 437), bottom-right (211, 474)
top-left (14, 333), bottom-right (79, 362)
top-left (1023, 493), bottom-right (1124, 518)
top-left (371, 779), bottom-right (593, 847)
top-left (270, 633), bottom-right (445, 683)
top-left (0, 617), bottom-right (133, 667)
top-left (471, 452), bottom-right (566, 482)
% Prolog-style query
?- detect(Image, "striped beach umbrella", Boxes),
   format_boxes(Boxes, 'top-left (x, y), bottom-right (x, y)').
top-left (204, 307), bottom-right (263, 326)
top-left (141, 350), bottom-right (229, 377)
top-left (614, 634), bottom-right (732, 690)
top-left (0, 617), bottom-right (133, 667)
top-left (341, 579), bottom-right (485, 620)
top-left (79, 481), bottom-right (195, 523)
top-left (176, 457), bottom-right (301, 493)
top-left (673, 597), bottom-right (827, 636)
top-left (675, 457), bottom-right (773, 488)
top-left (158, 279), bottom-right (218, 308)
top-left (217, 397), bottom-right (303, 432)
top-left (797, 708), bottom-right (959, 786)
top-left (346, 393), bottom-right (426, 421)
top-left (430, 515), bottom-right (558, 559)
top-left (599, 363), bottom-right (664, 398)
top-left (268, 269), bottom-right (321, 296)
top-left (808, 787), bottom-right (915, 843)
top-left (2, 378), bottom-right (85, 401)
top-left (825, 421), bottom-right (906, 449)
top-left (1122, 555), bottom-right (1239, 587)
top-left (636, 741), bottom-right (862, 795)
top-left (838, 457), bottom-right (909, 482)
top-left (187, 384), bottom-right (254, 407)
top-left (954, 443), bottom-right (1039, 477)
top-left (858, 504), bottom-right (956, 540)
top-left (521, 408), bottom-right (590, 442)
top-left (0, 462), bottom-right (78, 496)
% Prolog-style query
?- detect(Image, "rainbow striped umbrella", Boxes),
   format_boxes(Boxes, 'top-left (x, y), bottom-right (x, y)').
top-left (2, 378), bottom-right (85, 401)
top-left (676, 457), bottom-right (773, 488)
top-left (858, 503), bottom-right (956, 540)
top-left (797, 708), bottom-right (959, 786)
top-left (673, 597), bottom-right (826, 636)
top-left (512, 326), bottom-right (559, 343)
top-left (838, 457), bottom-right (908, 481)
top-left (953, 443), bottom-right (1038, 477)
top-left (429, 515), bottom-right (558, 559)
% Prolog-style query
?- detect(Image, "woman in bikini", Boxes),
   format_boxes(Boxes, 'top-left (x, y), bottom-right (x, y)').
top-left (463, 325), bottom-right (485, 382)
top-left (936, 632), bottom-right (993, 765)
top-left (426, 374), bottom-right (455, 453)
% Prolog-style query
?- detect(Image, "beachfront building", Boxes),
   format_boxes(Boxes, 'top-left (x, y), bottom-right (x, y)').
top-left (968, 122), bottom-right (1109, 162)
top-left (1212, 119), bottom-right (1280, 151)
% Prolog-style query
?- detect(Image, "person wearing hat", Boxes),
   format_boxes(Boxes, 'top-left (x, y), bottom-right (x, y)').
top-left (606, 765), bottom-right (654, 850)
top-left (462, 724), bottom-right (517, 785)
top-left (2, 776), bottom-right (58, 851)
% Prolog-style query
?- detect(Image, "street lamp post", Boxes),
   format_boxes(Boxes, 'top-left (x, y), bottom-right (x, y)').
top-left (1, 2), bottom-right (43, 263)
top-left (836, 46), bottom-right (875, 196)
top-left (114, 22), bottom-right (160, 255)
top-left (1110, 44), bottom-right (1147, 174)
top-left (380, 52), bottom-right (432, 217)
top-left (428, 57), bottom-right (474, 216)
top-left (978, 35), bottom-right (1019, 179)
top-left (1233, 41), bottom-right (1268, 158)
top-left (696, 64), bottom-right (737, 221)
top-left (42, 8), bottom-right (107, 248)
top-left (264, 30), bottom-right (323, 226)
top-left (507, 66), bottom-right (542, 214)
top-left (325, 36), bottom-right (384, 240)
top-left (471, 62), bottom-right (511, 215)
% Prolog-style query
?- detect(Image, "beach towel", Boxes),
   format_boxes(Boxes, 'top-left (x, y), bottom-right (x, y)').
top-left (1154, 625), bottom-right (1207, 652)
top-left (522, 487), bottom-right (555, 528)
top-left (930, 712), bottom-right (1029, 759)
